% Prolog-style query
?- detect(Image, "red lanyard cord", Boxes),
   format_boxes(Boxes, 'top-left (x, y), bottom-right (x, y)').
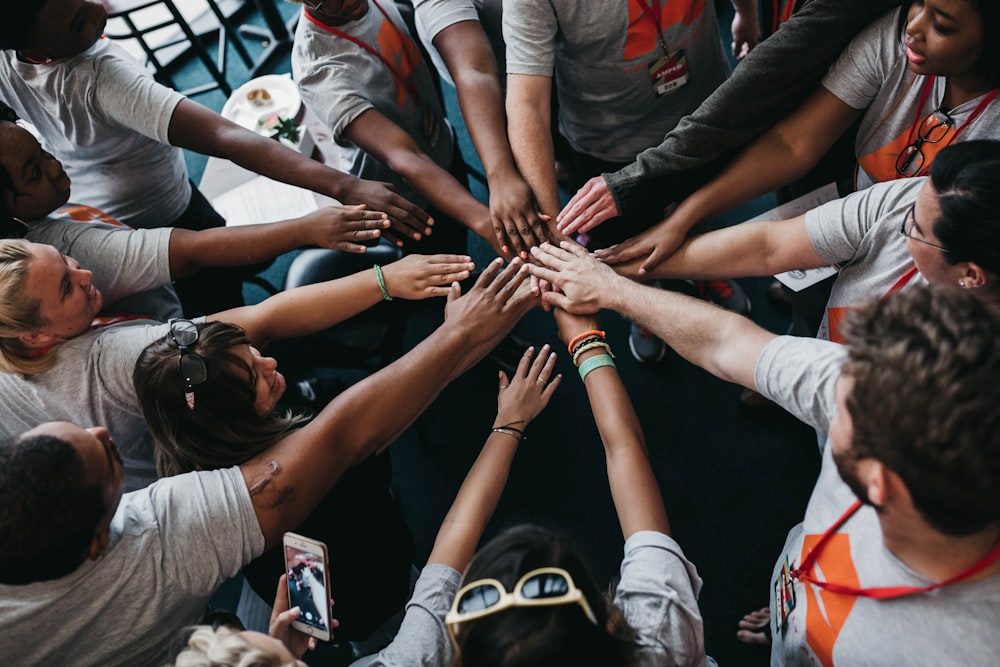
top-left (902, 76), bottom-right (999, 177)
top-left (634, 0), bottom-right (668, 53)
top-left (883, 266), bottom-right (919, 300)
top-left (792, 499), bottom-right (1000, 600)
top-left (303, 0), bottom-right (423, 104)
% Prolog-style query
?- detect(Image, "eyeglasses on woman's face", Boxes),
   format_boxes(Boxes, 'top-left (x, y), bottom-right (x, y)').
top-left (445, 567), bottom-right (598, 647)
top-left (168, 318), bottom-right (207, 409)
top-left (900, 201), bottom-right (950, 253)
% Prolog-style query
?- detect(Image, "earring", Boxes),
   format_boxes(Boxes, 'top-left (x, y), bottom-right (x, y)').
top-left (959, 280), bottom-right (967, 288)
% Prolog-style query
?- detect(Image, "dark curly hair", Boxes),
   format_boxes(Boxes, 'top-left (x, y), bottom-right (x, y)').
top-left (840, 284), bottom-right (1000, 536)
top-left (0, 1), bottom-right (48, 51)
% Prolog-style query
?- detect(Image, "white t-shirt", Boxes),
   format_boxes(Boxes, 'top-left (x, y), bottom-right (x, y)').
top-left (0, 38), bottom-right (189, 228)
top-left (0, 467), bottom-right (265, 667)
top-left (822, 10), bottom-right (1000, 189)
top-left (805, 178), bottom-right (927, 343)
top-left (292, 2), bottom-right (452, 207)
top-left (754, 337), bottom-right (1000, 666)
top-left (503, 0), bottom-right (730, 163)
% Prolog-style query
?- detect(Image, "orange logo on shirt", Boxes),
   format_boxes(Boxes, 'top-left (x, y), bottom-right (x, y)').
top-left (56, 205), bottom-right (125, 226)
top-left (858, 125), bottom-right (956, 183)
top-left (800, 533), bottom-right (860, 667)
top-left (625, 0), bottom-right (705, 60)
top-left (824, 306), bottom-right (851, 344)
top-left (375, 19), bottom-right (422, 111)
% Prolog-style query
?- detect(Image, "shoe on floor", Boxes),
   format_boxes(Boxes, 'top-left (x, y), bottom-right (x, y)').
top-left (695, 279), bottom-right (751, 315)
top-left (629, 322), bottom-right (666, 364)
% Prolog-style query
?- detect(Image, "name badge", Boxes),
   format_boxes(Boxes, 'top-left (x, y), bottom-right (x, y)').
top-left (648, 48), bottom-right (689, 97)
top-left (773, 556), bottom-right (797, 633)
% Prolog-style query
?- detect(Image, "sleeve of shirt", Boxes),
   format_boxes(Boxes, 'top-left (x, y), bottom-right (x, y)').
top-left (502, 0), bottom-right (557, 76)
top-left (350, 564), bottom-right (461, 667)
top-left (90, 45), bottom-right (185, 145)
top-left (754, 336), bottom-right (846, 434)
top-left (25, 219), bottom-right (173, 305)
top-left (821, 10), bottom-right (898, 110)
top-left (150, 467), bottom-right (266, 593)
top-left (805, 178), bottom-right (923, 265)
top-left (413, 0), bottom-right (479, 42)
top-left (615, 531), bottom-right (706, 667)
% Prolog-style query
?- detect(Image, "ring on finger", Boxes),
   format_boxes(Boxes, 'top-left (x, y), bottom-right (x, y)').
top-left (536, 377), bottom-right (547, 384)
top-left (499, 384), bottom-right (509, 389)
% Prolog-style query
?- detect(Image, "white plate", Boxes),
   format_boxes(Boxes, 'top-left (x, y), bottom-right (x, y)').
top-left (221, 74), bottom-right (303, 134)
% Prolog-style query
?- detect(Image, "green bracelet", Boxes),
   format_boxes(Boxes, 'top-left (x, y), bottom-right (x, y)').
top-left (373, 264), bottom-right (393, 301)
top-left (578, 353), bottom-right (615, 381)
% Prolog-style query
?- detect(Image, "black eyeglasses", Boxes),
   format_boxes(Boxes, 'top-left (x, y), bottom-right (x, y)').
top-left (895, 108), bottom-right (954, 177)
top-left (900, 202), bottom-right (949, 252)
top-left (445, 567), bottom-right (597, 647)
top-left (168, 318), bottom-right (207, 409)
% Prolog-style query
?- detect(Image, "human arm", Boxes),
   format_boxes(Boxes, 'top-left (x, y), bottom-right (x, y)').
top-left (241, 259), bottom-right (537, 548)
top-left (595, 87), bottom-right (861, 272)
top-left (431, 19), bottom-right (548, 257)
top-left (505, 74), bottom-right (561, 222)
top-left (612, 213), bottom-right (824, 280)
top-left (208, 253), bottom-right (475, 348)
top-left (527, 242), bottom-right (774, 390)
top-left (730, 0), bottom-right (760, 60)
top-left (553, 309), bottom-right (669, 539)
top-left (166, 205), bottom-right (390, 278)
top-left (341, 109), bottom-right (502, 255)
top-left (427, 346), bottom-right (560, 570)
top-left (165, 98), bottom-right (431, 243)
top-left (268, 574), bottom-right (332, 657)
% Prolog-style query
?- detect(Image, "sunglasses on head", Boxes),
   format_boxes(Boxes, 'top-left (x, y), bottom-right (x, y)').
top-left (445, 567), bottom-right (598, 647)
top-left (167, 318), bottom-right (207, 410)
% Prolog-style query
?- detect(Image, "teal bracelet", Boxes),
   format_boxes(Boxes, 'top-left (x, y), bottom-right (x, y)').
top-left (373, 264), bottom-right (393, 301)
top-left (578, 353), bottom-right (615, 381)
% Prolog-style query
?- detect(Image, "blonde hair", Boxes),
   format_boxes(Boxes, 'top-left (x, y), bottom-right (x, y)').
top-left (172, 626), bottom-right (293, 667)
top-left (0, 239), bottom-right (57, 374)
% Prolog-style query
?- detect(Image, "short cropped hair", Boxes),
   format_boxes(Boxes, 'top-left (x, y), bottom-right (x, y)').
top-left (0, 432), bottom-right (104, 584)
top-left (0, 2), bottom-right (47, 50)
top-left (840, 284), bottom-right (1000, 535)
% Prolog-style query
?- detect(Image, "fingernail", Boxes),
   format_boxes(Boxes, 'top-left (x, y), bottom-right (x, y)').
top-left (520, 251), bottom-right (528, 259)
top-left (528, 345), bottom-right (535, 351)
top-left (502, 245), bottom-right (509, 253)
top-left (493, 257), bottom-right (503, 264)
top-left (414, 233), bottom-right (422, 240)
top-left (425, 228), bottom-right (432, 235)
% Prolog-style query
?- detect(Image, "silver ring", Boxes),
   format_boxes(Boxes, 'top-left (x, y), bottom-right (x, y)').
top-left (499, 384), bottom-right (509, 389)
top-left (537, 378), bottom-right (547, 384)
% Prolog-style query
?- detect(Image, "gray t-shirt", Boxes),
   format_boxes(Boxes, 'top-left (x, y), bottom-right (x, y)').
top-left (0, 39), bottom-right (189, 228)
top-left (0, 467), bottom-right (265, 667)
top-left (292, 2), bottom-right (452, 207)
top-left (754, 337), bottom-right (1000, 666)
top-left (503, 0), bottom-right (730, 163)
top-left (822, 10), bottom-right (1000, 190)
top-left (805, 178), bottom-right (927, 343)
top-left (355, 531), bottom-right (707, 666)
top-left (24, 209), bottom-right (182, 322)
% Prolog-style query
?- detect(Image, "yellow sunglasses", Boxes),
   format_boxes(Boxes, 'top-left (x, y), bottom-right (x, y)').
top-left (445, 567), bottom-right (598, 646)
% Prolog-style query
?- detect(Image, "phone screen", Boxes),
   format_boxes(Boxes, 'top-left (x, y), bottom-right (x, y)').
top-left (284, 544), bottom-right (331, 634)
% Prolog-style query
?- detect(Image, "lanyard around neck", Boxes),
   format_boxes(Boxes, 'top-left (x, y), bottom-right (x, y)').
top-left (903, 76), bottom-right (1000, 177)
top-left (792, 499), bottom-right (1000, 600)
top-left (304, 0), bottom-right (423, 105)
top-left (634, 0), bottom-right (669, 53)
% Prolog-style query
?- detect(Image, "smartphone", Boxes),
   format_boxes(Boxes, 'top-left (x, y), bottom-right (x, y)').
top-left (282, 532), bottom-right (333, 642)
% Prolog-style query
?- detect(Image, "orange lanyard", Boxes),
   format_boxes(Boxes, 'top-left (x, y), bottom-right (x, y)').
top-left (882, 266), bottom-right (918, 300)
top-left (634, 0), bottom-right (669, 54)
top-left (793, 500), bottom-right (1000, 599)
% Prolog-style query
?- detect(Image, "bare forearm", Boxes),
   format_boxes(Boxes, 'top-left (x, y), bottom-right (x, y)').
top-left (602, 279), bottom-right (772, 388)
top-left (209, 269), bottom-right (383, 347)
top-left (389, 151), bottom-right (492, 239)
top-left (507, 95), bottom-right (560, 217)
top-left (167, 218), bottom-right (312, 278)
top-left (428, 434), bottom-right (519, 570)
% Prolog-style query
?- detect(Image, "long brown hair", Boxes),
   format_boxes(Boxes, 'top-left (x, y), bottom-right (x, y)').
top-left (133, 321), bottom-right (307, 477)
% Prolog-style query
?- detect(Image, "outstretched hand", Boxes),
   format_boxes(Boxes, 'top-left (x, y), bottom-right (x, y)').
top-left (556, 176), bottom-right (620, 236)
top-left (593, 216), bottom-right (688, 274)
top-left (489, 171), bottom-right (552, 258)
top-left (305, 205), bottom-right (391, 252)
top-left (495, 344), bottom-right (561, 428)
top-left (381, 254), bottom-right (476, 300)
top-left (269, 574), bottom-right (338, 658)
top-left (443, 257), bottom-right (538, 343)
top-left (338, 178), bottom-right (433, 247)
top-left (525, 242), bottom-right (618, 314)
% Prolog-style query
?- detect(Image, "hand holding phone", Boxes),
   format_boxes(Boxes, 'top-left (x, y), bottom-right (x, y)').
top-left (283, 532), bottom-right (334, 643)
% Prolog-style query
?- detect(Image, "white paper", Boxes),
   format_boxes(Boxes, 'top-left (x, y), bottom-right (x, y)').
top-left (748, 183), bottom-right (841, 292)
top-left (212, 176), bottom-right (329, 227)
